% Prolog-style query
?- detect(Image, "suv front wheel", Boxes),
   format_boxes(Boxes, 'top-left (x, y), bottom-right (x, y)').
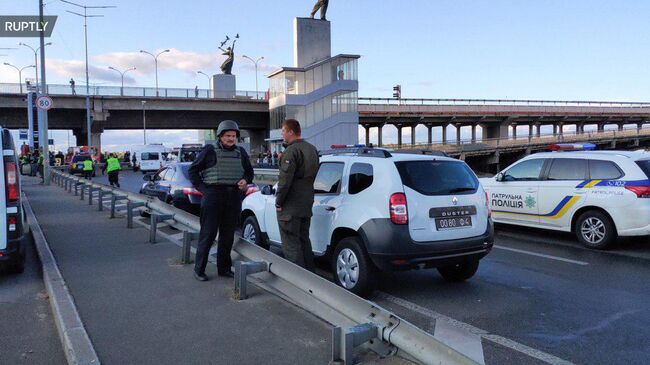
top-left (331, 237), bottom-right (374, 297)
top-left (437, 259), bottom-right (479, 282)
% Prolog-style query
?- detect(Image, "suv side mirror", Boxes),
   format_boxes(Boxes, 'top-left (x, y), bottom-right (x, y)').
top-left (261, 185), bottom-right (275, 195)
top-left (495, 172), bottom-right (505, 182)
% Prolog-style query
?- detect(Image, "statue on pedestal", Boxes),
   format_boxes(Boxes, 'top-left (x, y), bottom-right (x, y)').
top-left (218, 34), bottom-right (239, 75)
top-left (310, 0), bottom-right (329, 20)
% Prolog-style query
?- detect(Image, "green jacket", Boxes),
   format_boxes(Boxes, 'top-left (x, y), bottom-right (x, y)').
top-left (275, 139), bottom-right (319, 220)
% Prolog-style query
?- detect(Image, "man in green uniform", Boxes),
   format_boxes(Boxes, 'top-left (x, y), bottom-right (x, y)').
top-left (82, 158), bottom-right (94, 180)
top-left (37, 152), bottom-right (44, 182)
top-left (106, 153), bottom-right (122, 187)
top-left (275, 119), bottom-right (320, 272)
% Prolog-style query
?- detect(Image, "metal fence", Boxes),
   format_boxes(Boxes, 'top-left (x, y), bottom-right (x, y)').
top-left (49, 169), bottom-right (478, 365)
top-left (359, 96), bottom-right (650, 108)
top-left (0, 82), bottom-right (266, 100)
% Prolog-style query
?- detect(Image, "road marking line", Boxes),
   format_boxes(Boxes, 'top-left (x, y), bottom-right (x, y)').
top-left (493, 245), bottom-right (589, 266)
top-left (375, 292), bottom-right (576, 365)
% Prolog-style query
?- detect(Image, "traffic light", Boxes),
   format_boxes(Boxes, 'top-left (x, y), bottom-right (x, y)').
top-left (392, 85), bottom-right (401, 99)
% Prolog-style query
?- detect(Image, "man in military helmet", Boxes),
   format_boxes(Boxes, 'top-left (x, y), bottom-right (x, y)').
top-left (275, 119), bottom-right (320, 271)
top-left (188, 120), bottom-right (254, 281)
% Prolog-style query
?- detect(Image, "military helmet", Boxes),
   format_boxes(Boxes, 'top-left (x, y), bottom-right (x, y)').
top-left (216, 120), bottom-right (240, 137)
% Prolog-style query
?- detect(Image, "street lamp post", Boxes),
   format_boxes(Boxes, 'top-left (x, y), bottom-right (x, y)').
top-left (61, 0), bottom-right (115, 148)
top-left (108, 66), bottom-right (136, 96)
top-left (197, 71), bottom-right (211, 95)
top-left (242, 55), bottom-right (264, 99)
top-left (140, 49), bottom-right (170, 97)
top-left (18, 42), bottom-right (51, 93)
top-left (3, 63), bottom-right (36, 93)
top-left (141, 100), bottom-right (147, 144)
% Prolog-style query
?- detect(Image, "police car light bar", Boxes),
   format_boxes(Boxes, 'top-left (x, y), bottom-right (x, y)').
top-left (548, 143), bottom-right (596, 151)
top-left (330, 144), bottom-right (367, 149)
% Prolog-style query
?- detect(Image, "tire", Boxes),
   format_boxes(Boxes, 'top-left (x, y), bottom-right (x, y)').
top-left (242, 215), bottom-right (269, 250)
top-left (437, 259), bottom-right (479, 282)
top-left (331, 237), bottom-right (375, 297)
top-left (575, 210), bottom-right (616, 249)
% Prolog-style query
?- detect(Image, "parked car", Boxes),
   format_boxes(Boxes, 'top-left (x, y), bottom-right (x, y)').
top-left (481, 146), bottom-right (650, 249)
top-left (139, 162), bottom-right (258, 215)
top-left (241, 146), bottom-right (494, 296)
top-left (68, 152), bottom-right (94, 176)
top-left (1, 127), bottom-right (27, 273)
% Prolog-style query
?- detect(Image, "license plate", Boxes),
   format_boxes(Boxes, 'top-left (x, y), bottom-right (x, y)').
top-left (435, 216), bottom-right (472, 230)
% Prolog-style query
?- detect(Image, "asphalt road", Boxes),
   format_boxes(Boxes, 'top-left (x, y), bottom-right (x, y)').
top-left (87, 170), bottom-right (650, 364)
top-left (0, 233), bottom-right (66, 365)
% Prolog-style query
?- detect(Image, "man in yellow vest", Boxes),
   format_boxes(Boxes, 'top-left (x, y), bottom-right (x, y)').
top-left (106, 153), bottom-right (122, 187)
top-left (82, 158), bottom-right (94, 180)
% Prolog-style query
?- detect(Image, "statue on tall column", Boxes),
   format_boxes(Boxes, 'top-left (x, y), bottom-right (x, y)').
top-left (218, 33), bottom-right (239, 75)
top-left (310, 0), bottom-right (329, 20)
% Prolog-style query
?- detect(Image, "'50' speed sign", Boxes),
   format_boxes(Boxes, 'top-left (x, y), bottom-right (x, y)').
top-left (36, 95), bottom-right (54, 111)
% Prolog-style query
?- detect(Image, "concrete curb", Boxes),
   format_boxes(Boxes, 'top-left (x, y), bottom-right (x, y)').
top-left (23, 193), bottom-right (100, 365)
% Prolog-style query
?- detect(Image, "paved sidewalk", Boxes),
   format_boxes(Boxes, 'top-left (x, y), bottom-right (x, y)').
top-left (23, 178), bottom-right (331, 364)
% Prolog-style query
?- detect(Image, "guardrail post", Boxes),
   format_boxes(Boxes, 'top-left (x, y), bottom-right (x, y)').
top-left (88, 186), bottom-right (99, 205)
top-left (74, 181), bottom-right (83, 195)
top-left (110, 195), bottom-right (128, 218)
top-left (149, 213), bottom-right (174, 243)
top-left (80, 184), bottom-right (90, 200)
top-left (97, 190), bottom-right (112, 211)
top-left (181, 231), bottom-right (199, 264)
top-left (331, 323), bottom-right (383, 365)
top-left (126, 201), bottom-right (145, 228)
top-left (234, 261), bottom-right (268, 300)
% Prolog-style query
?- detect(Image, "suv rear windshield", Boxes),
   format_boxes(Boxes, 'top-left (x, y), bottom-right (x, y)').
top-left (636, 160), bottom-right (650, 178)
top-left (72, 154), bottom-right (91, 162)
top-left (395, 160), bottom-right (479, 196)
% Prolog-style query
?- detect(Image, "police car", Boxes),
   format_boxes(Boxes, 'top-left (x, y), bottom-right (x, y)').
top-left (481, 144), bottom-right (650, 249)
top-left (241, 146), bottom-right (493, 296)
top-left (1, 127), bottom-right (27, 273)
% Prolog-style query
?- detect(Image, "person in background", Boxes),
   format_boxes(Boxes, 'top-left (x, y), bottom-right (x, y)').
top-left (106, 153), bottom-right (122, 187)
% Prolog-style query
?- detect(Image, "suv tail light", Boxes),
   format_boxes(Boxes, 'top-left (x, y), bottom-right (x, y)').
top-left (182, 187), bottom-right (203, 197)
top-left (5, 161), bottom-right (18, 202)
top-left (8, 216), bottom-right (16, 232)
top-left (485, 191), bottom-right (492, 218)
top-left (389, 193), bottom-right (408, 225)
top-left (625, 185), bottom-right (650, 198)
top-left (245, 185), bottom-right (259, 196)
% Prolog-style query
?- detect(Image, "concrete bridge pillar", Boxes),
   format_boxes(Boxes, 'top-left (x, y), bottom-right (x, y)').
top-left (528, 124), bottom-right (534, 138)
top-left (363, 125), bottom-right (371, 146)
top-left (441, 124), bottom-right (448, 144)
top-left (377, 125), bottom-right (383, 147)
top-left (481, 122), bottom-right (509, 140)
top-left (410, 124), bottom-right (417, 146)
top-left (471, 124), bottom-right (477, 143)
top-left (397, 125), bottom-right (403, 147)
top-left (553, 124), bottom-right (557, 135)
top-left (535, 123), bottom-right (541, 137)
top-left (638, 122), bottom-right (644, 130)
top-left (558, 123), bottom-right (564, 135)
top-left (242, 129), bottom-right (266, 156)
top-left (426, 124), bottom-right (433, 144)
top-left (511, 124), bottom-right (517, 139)
top-left (577, 123), bottom-right (585, 134)
top-left (455, 124), bottom-right (462, 145)
top-left (597, 123), bottom-right (605, 132)
top-left (618, 123), bottom-right (625, 131)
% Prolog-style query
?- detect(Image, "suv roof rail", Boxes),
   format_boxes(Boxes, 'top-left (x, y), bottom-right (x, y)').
top-left (392, 149), bottom-right (450, 157)
top-left (319, 147), bottom-right (393, 158)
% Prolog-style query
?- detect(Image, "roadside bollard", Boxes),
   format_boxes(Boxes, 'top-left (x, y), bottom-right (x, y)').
top-left (234, 261), bottom-right (268, 300)
top-left (74, 181), bottom-right (84, 195)
top-left (80, 184), bottom-right (90, 200)
top-left (126, 201), bottom-right (146, 228)
top-left (181, 231), bottom-right (199, 264)
top-left (110, 195), bottom-right (128, 218)
top-left (149, 213), bottom-right (174, 243)
top-left (97, 190), bottom-right (112, 211)
top-left (88, 186), bottom-right (100, 205)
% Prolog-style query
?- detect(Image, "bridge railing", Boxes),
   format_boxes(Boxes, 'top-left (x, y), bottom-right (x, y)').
top-left (0, 83), bottom-right (266, 100)
top-left (381, 125), bottom-right (650, 153)
top-left (358, 97), bottom-right (650, 108)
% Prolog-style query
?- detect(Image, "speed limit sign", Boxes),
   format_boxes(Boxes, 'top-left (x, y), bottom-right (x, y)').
top-left (36, 95), bottom-right (53, 111)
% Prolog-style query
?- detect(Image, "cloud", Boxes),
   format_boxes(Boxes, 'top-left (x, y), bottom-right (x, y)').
top-left (47, 58), bottom-right (137, 85)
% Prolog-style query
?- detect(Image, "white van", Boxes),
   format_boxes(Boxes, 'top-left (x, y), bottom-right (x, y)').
top-left (131, 144), bottom-right (172, 173)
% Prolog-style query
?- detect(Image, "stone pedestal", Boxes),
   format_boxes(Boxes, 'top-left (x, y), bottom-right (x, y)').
top-left (294, 18), bottom-right (331, 67)
top-left (213, 74), bottom-right (236, 99)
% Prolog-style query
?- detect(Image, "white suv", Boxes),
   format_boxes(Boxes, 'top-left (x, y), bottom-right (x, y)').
top-left (481, 150), bottom-right (650, 249)
top-left (241, 147), bottom-right (494, 296)
top-left (1, 127), bottom-right (26, 274)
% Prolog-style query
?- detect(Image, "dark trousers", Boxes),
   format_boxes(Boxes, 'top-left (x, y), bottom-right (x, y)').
top-left (108, 171), bottom-right (120, 187)
top-left (194, 186), bottom-right (242, 275)
top-left (83, 170), bottom-right (92, 180)
top-left (279, 216), bottom-right (315, 272)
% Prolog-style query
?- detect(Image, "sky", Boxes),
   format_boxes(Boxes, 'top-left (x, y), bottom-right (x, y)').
top-left (2, 0), bottom-right (650, 151)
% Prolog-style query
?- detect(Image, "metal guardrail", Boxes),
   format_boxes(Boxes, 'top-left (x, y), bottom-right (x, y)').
top-left (359, 96), bottom-right (650, 108)
top-left (49, 169), bottom-right (478, 365)
top-left (0, 82), bottom-right (266, 100)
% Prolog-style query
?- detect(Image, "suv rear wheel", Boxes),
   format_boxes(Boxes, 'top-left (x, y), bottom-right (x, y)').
top-left (242, 215), bottom-right (269, 250)
top-left (331, 237), bottom-right (374, 297)
top-left (437, 259), bottom-right (479, 282)
top-left (575, 210), bottom-right (616, 249)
